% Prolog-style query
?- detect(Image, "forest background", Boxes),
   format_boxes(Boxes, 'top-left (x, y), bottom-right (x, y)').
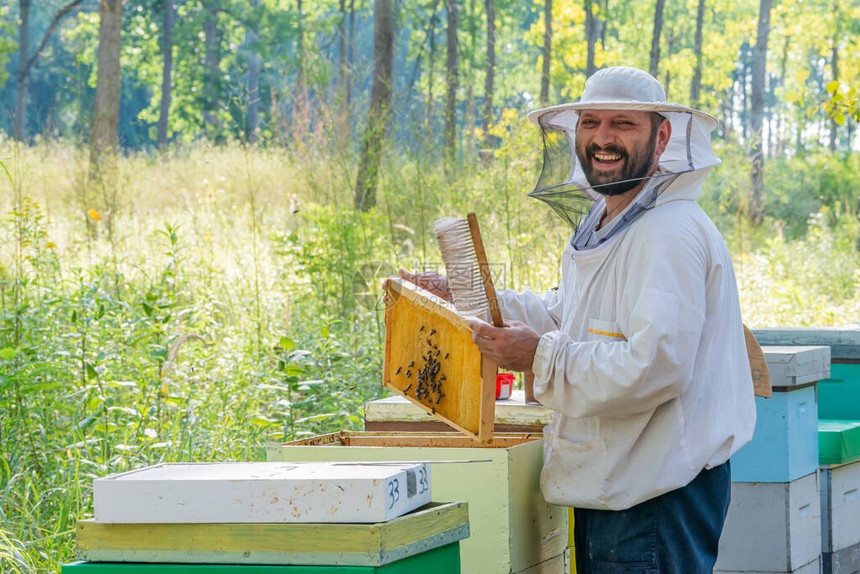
top-left (0, 0), bottom-right (859, 570)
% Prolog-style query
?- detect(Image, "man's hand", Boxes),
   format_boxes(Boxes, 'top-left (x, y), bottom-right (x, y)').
top-left (399, 269), bottom-right (453, 303)
top-left (469, 319), bottom-right (540, 372)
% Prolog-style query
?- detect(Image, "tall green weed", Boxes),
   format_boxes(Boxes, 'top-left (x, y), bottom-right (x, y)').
top-left (738, 208), bottom-right (860, 326)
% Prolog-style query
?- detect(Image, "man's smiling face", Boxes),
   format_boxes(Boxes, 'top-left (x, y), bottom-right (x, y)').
top-left (574, 109), bottom-right (669, 196)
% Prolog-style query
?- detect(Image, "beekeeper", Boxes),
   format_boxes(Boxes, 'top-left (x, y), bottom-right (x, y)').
top-left (401, 66), bottom-right (755, 572)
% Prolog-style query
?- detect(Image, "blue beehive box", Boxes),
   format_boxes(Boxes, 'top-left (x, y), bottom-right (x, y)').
top-left (730, 346), bottom-right (830, 483)
top-left (732, 386), bottom-right (819, 483)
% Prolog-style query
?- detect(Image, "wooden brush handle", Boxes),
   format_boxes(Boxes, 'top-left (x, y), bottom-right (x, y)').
top-left (466, 213), bottom-right (504, 328)
top-left (524, 371), bottom-right (537, 403)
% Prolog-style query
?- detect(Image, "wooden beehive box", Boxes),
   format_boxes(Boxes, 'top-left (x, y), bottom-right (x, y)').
top-left (383, 278), bottom-right (497, 443)
top-left (269, 432), bottom-right (568, 574)
top-left (715, 472), bottom-right (821, 574)
top-left (364, 391), bottom-right (554, 433)
top-left (75, 501), bottom-right (468, 567)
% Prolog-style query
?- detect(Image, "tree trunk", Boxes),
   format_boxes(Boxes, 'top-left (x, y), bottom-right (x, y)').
top-left (426, 6), bottom-right (437, 139)
top-left (828, 0), bottom-right (840, 152)
top-left (444, 0), bottom-right (459, 166)
top-left (481, 0), bottom-right (495, 147)
top-left (14, 0), bottom-right (31, 141)
top-left (406, 0), bottom-right (440, 98)
top-left (14, 0), bottom-right (84, 141)
top-left (740, 40), bottom-right (750, 142)
top-left (749, 0), bottom-right (772, 226)
top-left (89, 0), bottom-right (122, 235)
top-left (157, 0), bottom-right (175, 149)
top-left (292, 0), bottom-right (310, 144)
top-left (347, 0), bottom-right (355, 112)
top-left (464, 0), bottom-right (477, 156)
top-left (584, 0), bottom-right (603, 77)
top-left (774, 34), bottom-right (791, 156)
top-left (203, 3), bottom-right (221, 137)
top-left (689, 0), bottom-right (705, 106)
top-left (337, 0), bottom-right (348, 135)
top-left (354, 0), bottom-right (394, 211)
top-left (662, 29), bottom-right (676, 98)
top-left (404, 0), bottom-right (439, 147)
top-left (722, 86), bottom-right (732, 141)
top-left (585, 0), bottom-right (595, 77)
top-left (540, 0), bottom-right (552, 106)
top-left (246, 0), bottom-right (261, 144)
top-left (649, 0), bottom-right (664, 76)
top-left (91, 0), bottom-right (122, 161)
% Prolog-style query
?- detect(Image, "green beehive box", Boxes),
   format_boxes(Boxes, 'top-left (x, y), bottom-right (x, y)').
top-left (73, 501), bottom-right (467, 567)
top-left (63, 542), bottom-right (460, 573)
top-left (819, 420), bottom-right (860, 465)
top-left (818, 364), bottom-right (860, 420)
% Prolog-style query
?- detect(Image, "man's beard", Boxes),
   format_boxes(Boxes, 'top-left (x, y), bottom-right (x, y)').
top-left (575, 137), bottom-right (657, 196)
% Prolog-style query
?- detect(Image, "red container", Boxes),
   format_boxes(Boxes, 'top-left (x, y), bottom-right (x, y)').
top-left (496, 373), bottom-right (515, 400)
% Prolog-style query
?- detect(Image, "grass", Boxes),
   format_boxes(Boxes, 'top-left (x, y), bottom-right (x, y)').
top-left (0, 133), bottom-right (858, 572)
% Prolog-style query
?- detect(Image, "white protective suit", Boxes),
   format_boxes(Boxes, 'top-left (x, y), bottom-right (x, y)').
top-left (499, 68), bottom-right (756, 511)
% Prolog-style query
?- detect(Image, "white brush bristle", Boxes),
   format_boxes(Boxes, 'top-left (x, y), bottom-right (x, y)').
top-left (434, 217), bottom-right (490, 321)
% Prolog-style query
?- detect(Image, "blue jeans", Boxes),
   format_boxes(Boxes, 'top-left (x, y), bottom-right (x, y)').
top-left (573, 460), bottom-right (731, 574)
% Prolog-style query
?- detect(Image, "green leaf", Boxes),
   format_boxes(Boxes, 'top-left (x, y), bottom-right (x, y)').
top-left (279, 337), bottom-right (296, 352)
top-left (150, 348), bottom-right (168, 362)
top-left (826, 80), bottom-right (840, 94)
top-left (85, 361), bottom-right (98, 380)
top-left (87, 395), bottom-right (104, 410)
top-left (75, 416), bottom-right (97, 431)
top-left (0, 347), bottom-right (17, 361)
top-left (250, 415), bottom-right (278, 426)
top-left (284, 365), bottom-right (304, 376)
top-left (0, 158), bottom-right (13, 185)
top-left (162, 396), bottom-right (185, 407)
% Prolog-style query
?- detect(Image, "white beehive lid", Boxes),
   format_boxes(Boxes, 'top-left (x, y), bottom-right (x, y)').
top-left (93, 461), bottom-right (431, 524)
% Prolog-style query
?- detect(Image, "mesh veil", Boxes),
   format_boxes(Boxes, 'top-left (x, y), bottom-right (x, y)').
top-left (527, 107), bottom-right (716, 239)
top-left (528, 124), bottom-right (596, 230)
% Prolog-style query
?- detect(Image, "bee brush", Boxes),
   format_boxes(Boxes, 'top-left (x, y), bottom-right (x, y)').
top-left (435, 212), bottom-right (539, 403)
top-left (434, 212), bottom-right (503, 328)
